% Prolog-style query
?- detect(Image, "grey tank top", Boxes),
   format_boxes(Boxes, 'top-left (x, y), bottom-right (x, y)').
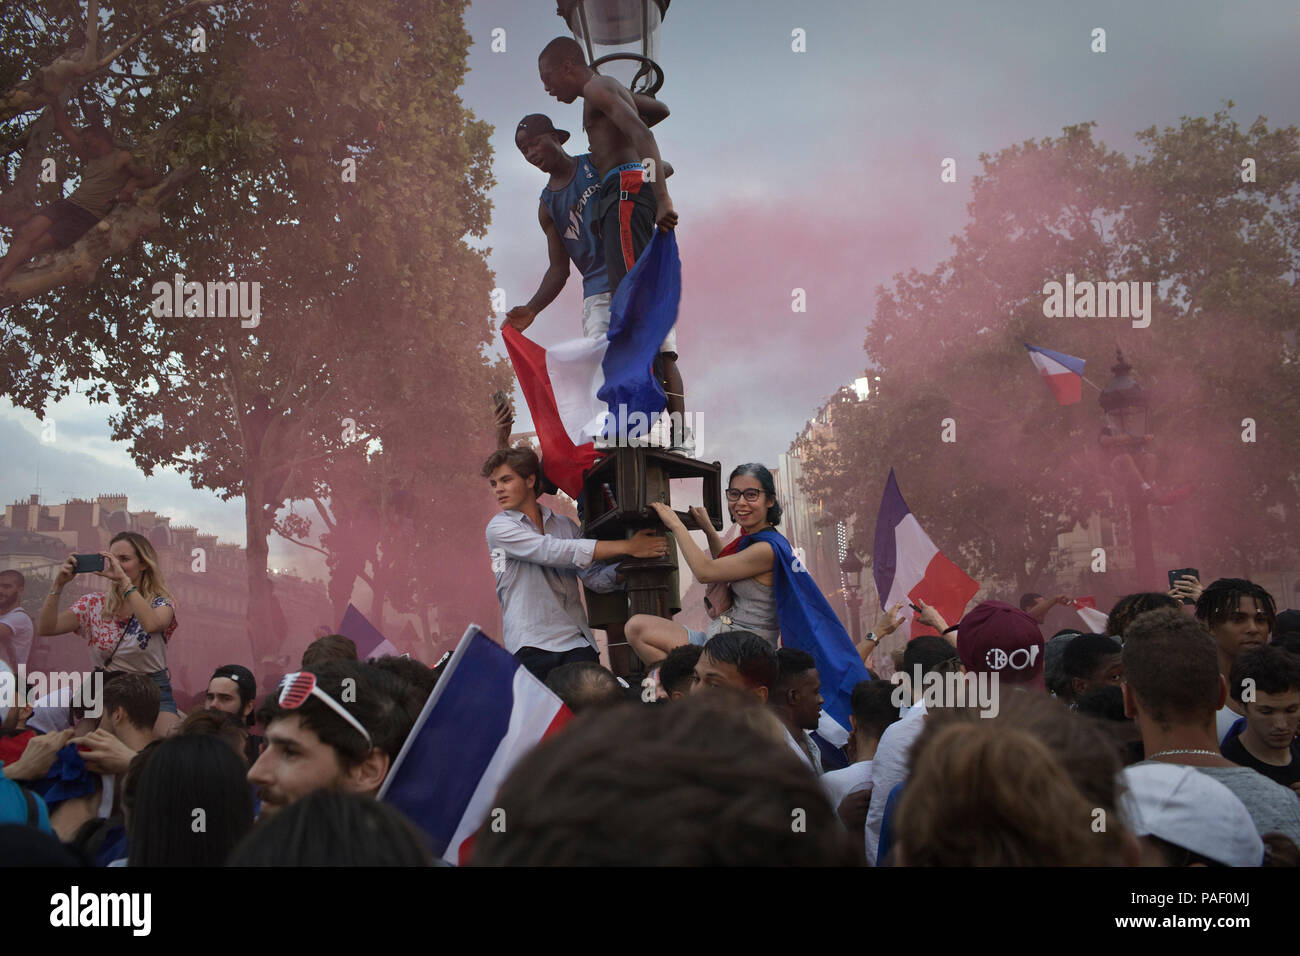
top-left (711, 575), bottom-right (779, 646)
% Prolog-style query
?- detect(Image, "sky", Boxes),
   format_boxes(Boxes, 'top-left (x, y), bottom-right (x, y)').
top-left (3, 0), bottom-right (1297, 576)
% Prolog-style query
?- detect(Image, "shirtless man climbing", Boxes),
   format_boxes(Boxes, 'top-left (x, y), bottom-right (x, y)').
top-left (536, 36), bottom-right (685, 447)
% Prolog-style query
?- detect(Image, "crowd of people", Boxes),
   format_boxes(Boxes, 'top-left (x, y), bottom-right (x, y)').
top-left (1, 441), bottom-right (1297, 869)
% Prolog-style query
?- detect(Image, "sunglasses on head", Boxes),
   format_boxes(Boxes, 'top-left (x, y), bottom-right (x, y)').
top-left (277, 671), bottom-right (372, 748)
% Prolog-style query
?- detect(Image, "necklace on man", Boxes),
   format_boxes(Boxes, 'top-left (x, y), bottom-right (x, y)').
top-left (1147, 748), bottom-right (1219, 759)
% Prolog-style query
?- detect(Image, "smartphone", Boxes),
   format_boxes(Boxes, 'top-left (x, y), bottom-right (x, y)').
top-left (73, 553), bottom-right (104, 573)
top-left (492, 389), bottom-right (508, 407)
top-left (1168, 568), bottom-right (1199, 604)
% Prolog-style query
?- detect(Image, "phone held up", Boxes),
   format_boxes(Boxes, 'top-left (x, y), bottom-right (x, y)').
top-left (73, 553), bottom-right (104, 574)
top-left (1168, 567), bottom-right (1199, 605)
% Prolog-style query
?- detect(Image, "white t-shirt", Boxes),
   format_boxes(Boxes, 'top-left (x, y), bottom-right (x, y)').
top-left (27, 686), bottom-right (76, 735)
top-left (865, 699), bottom-right (929, 865)
top-left (0, 607), bottom-right (33, 669)
top-left (821, 759), bottom-right (874, 809)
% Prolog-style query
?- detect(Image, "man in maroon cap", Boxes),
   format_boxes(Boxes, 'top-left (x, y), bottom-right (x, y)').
top-left (863, 604), bottom-right (1046, 863)
top-left (956, 600), bottom-right (1048, 693)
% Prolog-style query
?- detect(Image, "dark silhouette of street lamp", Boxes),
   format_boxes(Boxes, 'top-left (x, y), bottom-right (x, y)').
top-left (839, 551), bottom-right (865, 645)
top-left (556, 0), bottom-right (670, 94)
top-left (1099, 349), bottom-right (1156, 588)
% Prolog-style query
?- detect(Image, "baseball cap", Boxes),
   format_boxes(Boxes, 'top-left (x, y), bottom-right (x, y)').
top-left (1274, 609), bottom-right (1300, 638)
top-left (516, 114), bottom-right (570, 145)
top-left (1121, 763), bottom-right (1264, 867)
top-left (209, 664), bottom-right (257, 706)
top-left (956, 600), bottom-right (1045, 685)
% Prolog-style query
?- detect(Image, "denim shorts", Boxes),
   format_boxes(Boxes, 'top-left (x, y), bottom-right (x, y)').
top-left (145, 669), bottom-right (178, 715)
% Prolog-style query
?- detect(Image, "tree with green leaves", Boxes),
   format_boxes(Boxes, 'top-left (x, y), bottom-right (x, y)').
top-left (1, 1), bottom-right (508, 660)
top-left (801, 108), bottom-right (1299, 598)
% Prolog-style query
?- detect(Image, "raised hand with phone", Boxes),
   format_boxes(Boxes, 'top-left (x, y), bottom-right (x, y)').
top-left (38, 534), bottom-right (181, 736)
top-left (1167, 568), bottom-right (1202, 606)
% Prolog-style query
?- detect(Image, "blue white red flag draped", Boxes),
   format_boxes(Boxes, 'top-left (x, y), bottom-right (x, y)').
top-left (735, 528), bottom-right (870, 739)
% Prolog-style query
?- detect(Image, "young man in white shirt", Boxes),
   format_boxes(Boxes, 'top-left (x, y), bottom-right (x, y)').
top-left (482, 446), bottom-right (667, 682)
top-left (863, 635), bottom-right (964, 864)
top-left (0, 570), bottom-right (34, 669)
top-left (821, 679), bottom-right (902, 818)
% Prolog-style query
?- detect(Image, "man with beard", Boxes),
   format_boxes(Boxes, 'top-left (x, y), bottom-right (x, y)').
top-left (247, 661), bottom-right (412, 820)
top-left (205, 665), bottom-right (263, 766)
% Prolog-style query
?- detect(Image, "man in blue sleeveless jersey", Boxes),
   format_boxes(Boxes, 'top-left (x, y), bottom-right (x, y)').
top-left (504, 109), bottom-right (687, 451)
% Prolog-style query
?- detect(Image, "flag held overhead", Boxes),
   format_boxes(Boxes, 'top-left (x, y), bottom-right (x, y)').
top-left (1023, 342), bottom-right (1086, 406)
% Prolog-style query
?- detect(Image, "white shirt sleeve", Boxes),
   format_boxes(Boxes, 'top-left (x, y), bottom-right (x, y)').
top-left (864, 705), bottom-right (925, 865)
top-left (486, 515), bottom-right (597, 571)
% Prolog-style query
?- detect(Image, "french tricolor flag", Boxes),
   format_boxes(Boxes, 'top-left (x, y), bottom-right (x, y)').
top-left (1023, 342), bottom-right (1086, 405)
top-left (337, 603), bottom-right (400, 659)
top-left (503, 231), bottom-right (681, 499)
top-left (872, 470), bottom-right (980, 639)
top-left (378, 625), bottom-right (572, 865)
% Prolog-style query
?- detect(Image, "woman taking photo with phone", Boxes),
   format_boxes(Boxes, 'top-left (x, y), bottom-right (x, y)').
top-left (38, 531), bottom-right (180, 735)
top-left (626, 462), bottom-right (782, 664)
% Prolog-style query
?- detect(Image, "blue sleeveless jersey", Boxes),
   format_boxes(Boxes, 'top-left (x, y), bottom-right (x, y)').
top-left (539, 154), bottom-right (609, 298)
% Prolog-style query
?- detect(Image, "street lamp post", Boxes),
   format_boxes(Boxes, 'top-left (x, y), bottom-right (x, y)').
top-left (1099, 350), bottom-right (1156, 589)
top-left (555, 0), bottom-right (670, 94)
top-left (839, 551), bottom-right (865, 646)
top-left (555, 0), bottom-right (684, 680)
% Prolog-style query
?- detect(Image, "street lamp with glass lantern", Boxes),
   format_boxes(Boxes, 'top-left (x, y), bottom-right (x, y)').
top-left (555, 0), bottom-right (670, 94)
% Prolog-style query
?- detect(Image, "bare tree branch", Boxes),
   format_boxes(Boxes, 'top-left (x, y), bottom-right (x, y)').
top-left (310, 496), bottom-right (337, 533)
top-left (274, 532), bottom-right (329, 558)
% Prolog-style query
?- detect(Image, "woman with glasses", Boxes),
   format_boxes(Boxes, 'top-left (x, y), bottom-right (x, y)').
top-left (627, 463), bottom-right (782, 665)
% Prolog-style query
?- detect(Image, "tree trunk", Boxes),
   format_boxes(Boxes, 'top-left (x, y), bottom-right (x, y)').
top-left (328, 550), bottom-right (362, 626)
top-left (244, 470), bottom-right (275, 666)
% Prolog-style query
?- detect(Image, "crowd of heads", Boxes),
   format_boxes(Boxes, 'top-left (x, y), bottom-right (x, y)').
top-left (2, 565), bottom-right (1298, 868)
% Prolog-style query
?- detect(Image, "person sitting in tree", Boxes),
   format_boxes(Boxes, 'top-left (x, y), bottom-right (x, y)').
top-left (0, 97), bottom-right (159, 288)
